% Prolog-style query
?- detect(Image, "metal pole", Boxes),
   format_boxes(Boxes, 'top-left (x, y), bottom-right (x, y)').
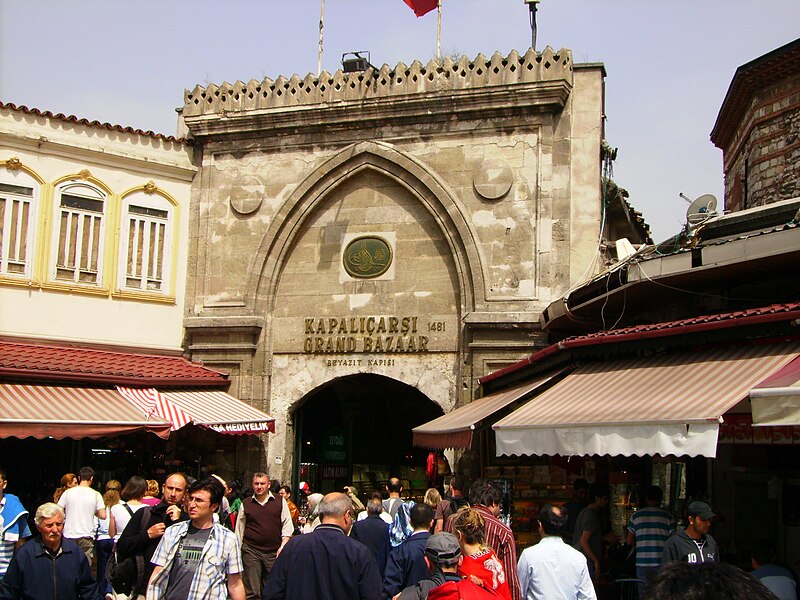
top-left (529, 2), bottom-right (538, 51)
top-left (437, 0), bottom-right (442, 60)
top-left (317, 0), bottom-right (325, 76)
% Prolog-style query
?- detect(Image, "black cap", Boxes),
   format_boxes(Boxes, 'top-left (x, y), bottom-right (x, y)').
top-left (424, 533), bottom-right (461, 565)
top-left (687, 501), bottom-right (715, 520)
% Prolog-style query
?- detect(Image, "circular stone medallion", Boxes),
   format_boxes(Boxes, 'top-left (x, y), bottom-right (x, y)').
top-left (473, 159), bottom-right (513, 200)
top-left (343, 236), bottom-right (393, 278)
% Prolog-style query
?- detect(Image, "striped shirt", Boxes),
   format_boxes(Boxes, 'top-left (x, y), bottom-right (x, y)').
top-left (626, 507), bottom-right (675, 567)
top-left (148, 520), bottom-right (243, 600)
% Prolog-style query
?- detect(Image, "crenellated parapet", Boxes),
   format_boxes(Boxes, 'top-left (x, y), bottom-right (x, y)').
top-left (183, 47), bottom-right (572, 118)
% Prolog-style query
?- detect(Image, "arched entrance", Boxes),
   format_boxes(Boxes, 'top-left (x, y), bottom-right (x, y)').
top-left (292, 374), bottom-right (443, 499)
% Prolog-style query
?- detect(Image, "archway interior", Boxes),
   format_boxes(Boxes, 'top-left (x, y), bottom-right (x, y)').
top-left (294, 374), bottom-right (443, 500)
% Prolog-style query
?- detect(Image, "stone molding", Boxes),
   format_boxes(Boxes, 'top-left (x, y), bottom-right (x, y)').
top-left (184, 316), bottom-right (264, 351)
top-left (183, 48), bottom-right (572, 120)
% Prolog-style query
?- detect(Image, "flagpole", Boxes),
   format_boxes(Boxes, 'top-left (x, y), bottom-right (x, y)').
top-left (318, 0), bottom-right (325, 76)
top-left (437, 0), bottom-right (442, 60)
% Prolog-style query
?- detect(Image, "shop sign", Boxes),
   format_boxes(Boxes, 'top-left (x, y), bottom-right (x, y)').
top-left (323, 428), bottom-right (347, 463)
top-left (322, 464), bottom-right (350, 479)
top-left (719, 413), bottom-right (800, 444)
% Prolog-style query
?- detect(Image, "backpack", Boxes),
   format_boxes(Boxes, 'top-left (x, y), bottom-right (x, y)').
top-left (107, 505), bottom-right (151, 596)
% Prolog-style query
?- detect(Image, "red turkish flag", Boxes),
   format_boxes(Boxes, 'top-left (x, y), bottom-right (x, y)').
top-left (403, 0), bottom-right (438, 17)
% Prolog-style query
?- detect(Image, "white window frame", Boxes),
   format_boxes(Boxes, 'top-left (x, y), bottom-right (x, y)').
top-left (118, 192), bottom-right (172, 294)
top-left (0, 176), bottom-right (38, 278)
top-left (52, 182), bottom-right (106, 286)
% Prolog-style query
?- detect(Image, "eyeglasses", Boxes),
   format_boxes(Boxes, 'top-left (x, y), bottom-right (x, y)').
top-left (187, 496), bottom-right (210, 505)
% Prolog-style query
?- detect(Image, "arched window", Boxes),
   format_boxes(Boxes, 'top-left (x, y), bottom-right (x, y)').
top-left (0, 171), bottom-right (39, 278)
top-left (119, 191), bottom-right (172, 293)
top-left (53, 182), bottom-right (106, 285)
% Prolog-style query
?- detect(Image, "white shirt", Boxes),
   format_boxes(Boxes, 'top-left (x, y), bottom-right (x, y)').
top-left (357, 510), bottom-right (392, 523)
top-left (57, 485), bottom-right (104, 539)
top-left (517, 535), bottom-right (597, 600)
top-left (110, 501), bottom-right (145, 540)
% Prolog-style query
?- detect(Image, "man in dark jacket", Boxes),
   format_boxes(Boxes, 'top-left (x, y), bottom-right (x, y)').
top-left (116, 472), bottom-right (188, 596)
top-left (663, 501), bottom-right (719, 564)
top-left (384, 503), bottom-right (434, 598)
top-left (0, 502), bottom-right (95, 600)
top-left (351, 498), bottom-right (391, 577)
top-left (265, 492), bottom-right (382, 600)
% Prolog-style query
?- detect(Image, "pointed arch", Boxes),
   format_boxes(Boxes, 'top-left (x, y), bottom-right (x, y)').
top-left (249, 140), bottom-right (485, 316)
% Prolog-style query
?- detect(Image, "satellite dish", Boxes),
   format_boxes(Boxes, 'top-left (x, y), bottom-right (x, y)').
top-left (683, 193), bottom-right (718, 225)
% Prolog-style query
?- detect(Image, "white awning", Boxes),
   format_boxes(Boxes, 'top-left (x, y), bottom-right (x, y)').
top-left (751, 356), bottom-right (800, 426)
top-left (493, 343), bottom-right (800, 458)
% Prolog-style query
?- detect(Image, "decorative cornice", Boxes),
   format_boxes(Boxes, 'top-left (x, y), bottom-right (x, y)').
top-left (183, 47), bottom-right (573, 122)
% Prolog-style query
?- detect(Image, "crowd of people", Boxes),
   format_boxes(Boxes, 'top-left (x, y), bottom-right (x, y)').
top-left (0, 466), bottom-right (795, 600)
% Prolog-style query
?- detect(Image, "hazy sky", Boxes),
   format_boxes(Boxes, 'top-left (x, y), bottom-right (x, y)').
top-left (1, 1), bottom-right (798, 241)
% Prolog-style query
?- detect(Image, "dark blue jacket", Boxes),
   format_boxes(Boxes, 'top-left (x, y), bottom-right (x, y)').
top-left (0, 536), bottom-right (96, 600)
top-left (264, 523), bottom-right (382, 600)
top-left (384, 531), bottom-right (431, 599)
top-left (351, 515), bottom-right (391, 576)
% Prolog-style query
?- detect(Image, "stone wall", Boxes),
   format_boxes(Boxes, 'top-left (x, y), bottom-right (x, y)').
top-left (181, 48), bottom-right (605, 479)
top-left (723, 71), bottom-right (800, 212)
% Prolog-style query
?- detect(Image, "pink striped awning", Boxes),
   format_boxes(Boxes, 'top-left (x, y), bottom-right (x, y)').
top-left (493, 343), bottom-right (800, 458)
top-left (0, 384), bottom-right (172, 439)
top-left (412, 371), bottom-right (563, 449)
top-left (160, 389), bottom-right (275, 435)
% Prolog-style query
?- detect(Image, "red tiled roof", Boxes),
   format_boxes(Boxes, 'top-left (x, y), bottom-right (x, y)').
top-left (480, 302), bottom-right (800, 384)
top-left (0, 341), bottom-right (227, 387)
top-left (0, 101), bottom-right (191, 145)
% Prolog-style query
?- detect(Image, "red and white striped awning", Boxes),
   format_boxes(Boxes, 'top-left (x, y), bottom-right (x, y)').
top-left (493, 343), bottom-right (800, 458)
top-left (412, 371), bottom-right (563, 449)
top-left (117, 387), bottom-right (275, 435)
top-left (0, 384), bottom-right (172, 440)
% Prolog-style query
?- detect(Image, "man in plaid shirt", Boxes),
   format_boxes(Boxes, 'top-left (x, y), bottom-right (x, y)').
top-left (445, 479), bottom-right (521, 600)
top-left (146, 478), bottom-right (244, 600)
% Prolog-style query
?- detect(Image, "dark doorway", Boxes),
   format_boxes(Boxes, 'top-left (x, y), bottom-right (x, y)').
top-left (293, 374), bottom-right (443, 499)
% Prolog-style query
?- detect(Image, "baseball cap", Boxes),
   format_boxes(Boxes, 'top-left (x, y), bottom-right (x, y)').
top-left (687, 501), bottom-right (715, 520)
top-left (299, 481), bottom-right (311, 494)
top-left (424, 533), bottom-right (462, 566)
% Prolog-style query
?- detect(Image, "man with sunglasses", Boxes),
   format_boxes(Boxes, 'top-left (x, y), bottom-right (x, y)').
top-left (146, 478), bottom-right (244, 600)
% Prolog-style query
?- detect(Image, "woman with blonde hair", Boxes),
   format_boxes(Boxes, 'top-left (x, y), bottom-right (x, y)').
top-left (141, 479), bottom-right (160, 506)
top-left (53, 472), bottom-right (77, 503)
top-left (424, 488), bottom-right (442, 533)
top-left (452, 507), bottom-right (512, 600)
top-left (96, 480), bottom-right (122, 600)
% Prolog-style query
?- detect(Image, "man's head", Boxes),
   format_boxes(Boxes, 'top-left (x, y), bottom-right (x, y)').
top-left (588, 483), bottom-right (610, 508)
top-left (278, 485), bottom-right (292, 501)
top-left (185, 478), bottom-right (224, 525)
top-left (424, 533), bottom-right (463, 573)
top-left (751, 539), bottom-right (777, 569)
top-left (642, 562), bottom-right (776, 600)
top-left (573, 478), bottom-right (589, 503)
top-left (366, 498), bottom-right (383, 515)
top-left (318, 492), bottom-right (355, 532)
top-left (386, 477), bottom-right (403, 496)
top-left (468, 479), bottom-right (502, 516)
top-left (539, 504), bottom-right (568, 537)
top-left (162, 472), bottom-right (188, 506)
top-left (410, 502), bottom-right (434, 531)
top-left (686, 501), bottom-right (715, 537)
top-left (643, 485), bottom-right (664, 507)
top-left (252, 472), bottom-right (270, 498)
top-left (35, 503), bottom-right (65, 550)
top-left (78, 466), bottom-right (94, 485)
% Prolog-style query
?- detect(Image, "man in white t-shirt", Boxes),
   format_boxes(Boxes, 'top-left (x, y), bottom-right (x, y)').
top-left (57, 466), bottom-right (106, 562)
